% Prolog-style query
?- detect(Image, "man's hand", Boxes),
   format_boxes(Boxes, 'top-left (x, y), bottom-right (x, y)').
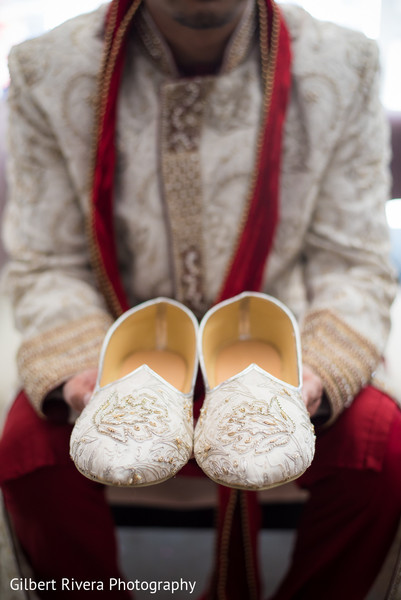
top-left (302, 365), bottom-right (323, 417)
top-left (63, 368), bottom-right (98, 413)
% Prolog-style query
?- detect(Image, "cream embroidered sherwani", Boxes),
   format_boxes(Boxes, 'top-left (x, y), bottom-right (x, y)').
top-left (2, 2), bottom-right (397, 422)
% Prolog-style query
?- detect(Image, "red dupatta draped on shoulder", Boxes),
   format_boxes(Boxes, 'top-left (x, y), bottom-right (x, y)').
top-left (88, 0), bottom-right (291, 318)
top-left (88, 1), bottom-right (292, 598)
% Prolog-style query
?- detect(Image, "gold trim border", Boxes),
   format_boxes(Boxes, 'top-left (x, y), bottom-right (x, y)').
top-left (302, 309), bottom-right (380, 424)
top-left (87, 0), bottom-right (143, 318)
top-left (17, 313), bottom-right (113, 415)
top-left (217, 0), bottom-right (280, 295)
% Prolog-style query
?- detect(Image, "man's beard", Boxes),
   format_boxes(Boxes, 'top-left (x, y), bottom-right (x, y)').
top-left (173, 10), bottom-right (236, 29)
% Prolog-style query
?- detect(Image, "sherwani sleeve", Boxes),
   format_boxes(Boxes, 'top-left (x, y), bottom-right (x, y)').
top-left (300, 40), bottom-right (397, 423)
top-left (2, 48), bottom-right (113, 416)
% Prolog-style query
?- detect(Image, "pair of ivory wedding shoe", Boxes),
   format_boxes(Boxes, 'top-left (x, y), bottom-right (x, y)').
top-left (70, 293), bottom-right (315, 490)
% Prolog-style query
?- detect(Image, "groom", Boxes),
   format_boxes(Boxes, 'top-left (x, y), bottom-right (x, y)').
top-left (1, 0), bottom-right (400, 598)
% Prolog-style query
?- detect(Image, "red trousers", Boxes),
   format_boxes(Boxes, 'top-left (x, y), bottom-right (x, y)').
top-left (1, 386), bottom-right (400, 600)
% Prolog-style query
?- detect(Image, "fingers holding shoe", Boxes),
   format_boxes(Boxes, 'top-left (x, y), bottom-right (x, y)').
top-left (302, 365), bottom-right (323, 418)
top-left (63, 368), bottom-right (98, 413)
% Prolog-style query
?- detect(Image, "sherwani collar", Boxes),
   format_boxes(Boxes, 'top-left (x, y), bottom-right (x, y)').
top-left (133, 0), bottom-right (257, 77)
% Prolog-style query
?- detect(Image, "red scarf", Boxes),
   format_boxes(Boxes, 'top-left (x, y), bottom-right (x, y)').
top-left (89, 0), bottom-right (291, 318)
top-left (88, 1), bottom-right (292, 597)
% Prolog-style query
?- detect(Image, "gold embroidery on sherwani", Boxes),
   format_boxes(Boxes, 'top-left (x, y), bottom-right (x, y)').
top-left (302, 309), bottom-right (380, 423)
top-left (17, 313), bottom-right (113, 414)
top-left (137, 1), bottom-right (256, 318)
top-left (5, 3), bottom-right (396, 413)
top-left (160, 79), bottom-right (213, 317)
top-left (134, 7), bottom-right (178, 76)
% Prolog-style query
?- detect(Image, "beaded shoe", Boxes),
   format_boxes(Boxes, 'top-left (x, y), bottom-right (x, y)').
top-left (70, 298), bottom-right (198, 487)
top-left (194, 292), bottom-right (315, 490)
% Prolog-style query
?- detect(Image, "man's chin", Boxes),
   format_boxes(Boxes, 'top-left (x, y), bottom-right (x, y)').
top-left (173, 11), bottom-right (234, 29)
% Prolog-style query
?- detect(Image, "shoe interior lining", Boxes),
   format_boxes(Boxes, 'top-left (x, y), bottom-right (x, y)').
top-left (100, 303), bottom-right (196, 393)
top-left (118, 350), bottom-right (187, 392)
top-left (215, 339), bottom-right (282, 386)
top-left (203, 296), bottom-right (299, 389)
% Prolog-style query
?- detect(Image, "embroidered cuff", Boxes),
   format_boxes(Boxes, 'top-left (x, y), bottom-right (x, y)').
top-left (301, 310), bottom-right (380, 425)
top-left (17, 313), bottom-right (113, 416)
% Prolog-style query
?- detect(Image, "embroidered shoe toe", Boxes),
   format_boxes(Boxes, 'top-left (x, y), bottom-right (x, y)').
top-left (194, 292), bottom-right (315, 490)
top-left (70, 298), bottom-right (198, 487)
